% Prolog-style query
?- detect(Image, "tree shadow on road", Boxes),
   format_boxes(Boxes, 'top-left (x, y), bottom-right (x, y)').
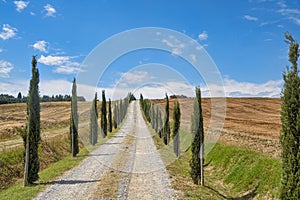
top-left (37, 179), bottom-right (100, 185)
top-left (205, 184), bottom-right (258, 200)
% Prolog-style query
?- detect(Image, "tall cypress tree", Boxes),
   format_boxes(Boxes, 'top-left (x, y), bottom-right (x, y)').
top-left (158, 110), bottom-right (162, 138)
top-left (280, 32), bottom-right (300, 199)
top-left (190, 87), bottom-right (204, 186)
top-left (70, 78), bottom-right (79, 157)
top-left (155, 105), bottom-right (159, 133)
top-left (163, 93), bottom-right (170, 145)
top-left (89, 93), bottom-right (98, 145)
top-left (24, 56), bottom-right (40, 186)
top-left (172, 100), bottom-right (181, 157)
top-left (113, 102), bottom-right (118, 129)
top-left (101, 90), bottom-right (107, 138)
top-left (108, 98), bottom-right (112, 132)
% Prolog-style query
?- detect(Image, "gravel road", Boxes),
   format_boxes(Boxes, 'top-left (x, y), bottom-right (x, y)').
top-left (34, 101), bottom-right (177, 200)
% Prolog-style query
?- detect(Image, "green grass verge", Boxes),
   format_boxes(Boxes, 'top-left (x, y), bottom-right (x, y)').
top-left (165, 142), bottom-right (281, 199)
top-left (0, 123), bottom-right (122, 200)
top-left (0, 147), bottom-right (88, 200)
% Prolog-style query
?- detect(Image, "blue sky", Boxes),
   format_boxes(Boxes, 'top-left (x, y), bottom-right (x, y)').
top-left (0, 0), bottom-right (300, 100)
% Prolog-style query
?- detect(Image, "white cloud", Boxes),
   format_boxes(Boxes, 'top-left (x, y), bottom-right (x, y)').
top-left (223, 78), bottom-right (282, 97)
top-left (190, 54), bottom-right (197, 62)
top-left (115, 71), bottom-right (154, 88)
top-left (290, 17), bottom-right (300, 25)
top-left (44, 4), bottom-right (56, 17)
top-left (38, 55), bottom-right (82, 74)
top-left (198, 31), bottom-right (208, 40)
top-left (0, 48), bottom-right (3, 53)
top-left (30, 11), bottom-right (35, 16)
top-left (278, 8), bottom-right (300, 15)
top-left (0, 60), bottom-right (14, 78)
top-left (0, 24), bottom-right (17, 40)
top-left (54, 65), bottom-right (82, 74)
top-left (39, 55), bottom-right (70, 66)
top-left (244, 15), bottom-right (258, 21)
top-left (162, 37), bottom-right (185, 56)
top-left (32, 40), bottom-right (48, 53)
top-left (14, 1), bottom-right (29, 12)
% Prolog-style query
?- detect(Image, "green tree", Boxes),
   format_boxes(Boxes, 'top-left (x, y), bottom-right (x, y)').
top-left (101, 90), bottom-right (107, 138)
top-left (172, 100), bottom-right (181, 157)
top-left (89, 93), bottom-right (98, 145)
top-left (280, 32), bottom-right (300, 199)
top-left (163, 93), bottom-right (170, 145)
top-left (155, 105), bottom-right (159, 133)
top-left (108, 98), bottom-right (112, 132)
top-left (158, 110), bottom-right (162, 138)
top-left (24, 56), bottom-right (41, 186)
top-left (190, 87), bottom-right (204, 186)
top-left (70, 78), bottom-right (79, 157)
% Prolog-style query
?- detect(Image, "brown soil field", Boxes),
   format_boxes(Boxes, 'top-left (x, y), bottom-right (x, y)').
top-left (0, 98), bottom-right (282, 157)
top-left (153, 97), bottom-right (282, 158)
top-left (0, 102), bottom-right (91, 141)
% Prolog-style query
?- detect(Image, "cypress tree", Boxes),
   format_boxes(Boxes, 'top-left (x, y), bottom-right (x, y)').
top-left (155, 105), bottom-right (159, 133)
top-left (24, 56), bottom-right (40, 186)
top-left (89, 93), bottom-right (98, 145)
top-left (70, 78), bottom-right (79, 157)
top-left (101, 90), bottom-right (107, 138)
top-left (190, 87), bottom-right (204, 186)
top-left (280, 32), bottom-right (300, 199)
top-left (163, 93), bottom-right (170, 145)
top-left (108, 98), bottom-right (112, 132)
top-left (172, 100), bottom-right (181, 157)
top-left (113, 102), bottom-right (118, 129)
top-left (158, 110), bottom-right (162, 138)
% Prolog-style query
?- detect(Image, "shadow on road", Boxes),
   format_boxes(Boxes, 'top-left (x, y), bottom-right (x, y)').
top-left (37, 179), bottom-right (100, 185)
top-left (89, 153), bottom-right (116, 156)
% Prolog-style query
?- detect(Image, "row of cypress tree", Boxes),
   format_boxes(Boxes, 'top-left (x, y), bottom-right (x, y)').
top-left (89, 91), bottom-right (132, 145)
top-left (22, 56), bottom-right (133, 185)
top-left (140, 93), bottom-right (181, 157)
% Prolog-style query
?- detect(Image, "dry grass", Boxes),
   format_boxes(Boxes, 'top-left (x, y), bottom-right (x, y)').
top-left (153, 97), bottom-right (281, 157)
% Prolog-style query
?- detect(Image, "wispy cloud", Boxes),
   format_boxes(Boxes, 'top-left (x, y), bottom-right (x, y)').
top-left (276, 1), bottom-right (300, 26)
top-left (32, 40), bottom-right (48, 53)
top-left (0, 48), bottom-right (3, 53)
top-left (277, 8), bottom-right (300, 15)
top-left (44, 4), bottom-right (56, 17)
top-left (162, 36), bottom-right (185, 56)
top-left (38, 55), bottom-right (82, 74)
top-left (198, 31), bottom-right (208, 40)
top-left (115, 70), bottom-right (154, 88)
top-left (244, 15), bottom-right (258, 21)
top-left (223, 78), bottom-right (282, 97)
top-left (14, 1), bottom-right (29, 12)
top-left (290, 17), bottom-right (300, 25)
top-left (0, 24), bottom-right (17, 40)
top-left (0, 60), bottom-right (14, 78)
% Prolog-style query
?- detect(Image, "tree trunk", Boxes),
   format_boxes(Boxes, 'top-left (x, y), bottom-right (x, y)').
top-left (200, 143), bottom-right (204, 186)
top-left (24, 132), bottom-right (29, 186)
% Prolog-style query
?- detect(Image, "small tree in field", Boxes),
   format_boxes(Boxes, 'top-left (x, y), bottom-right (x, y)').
top-left (172, 100), bottom-right (181, 157)
top-left (89, 93), bottom-right (98, 145)
top-left (163, 93), bottom-right (170, 145)
top-left (70, 78), bottom-right (79, 157)
top-left (108, 99), bottom-right (112, 132)
top-left (24, 56), bottom-right (40, 186)
top-left (101, 90), bottom-right (107, 138)
top-left (280, 32), bottom-right (300, 199)
top-left (190, 87), bottom-right (204, 186)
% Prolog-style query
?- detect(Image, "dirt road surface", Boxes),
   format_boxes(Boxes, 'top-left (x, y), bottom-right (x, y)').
top-left (34, 101), bottom-right (177, 200)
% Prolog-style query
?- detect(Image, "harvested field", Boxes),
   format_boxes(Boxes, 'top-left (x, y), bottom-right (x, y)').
top-left (153, 98), bottom-right (282, 158)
